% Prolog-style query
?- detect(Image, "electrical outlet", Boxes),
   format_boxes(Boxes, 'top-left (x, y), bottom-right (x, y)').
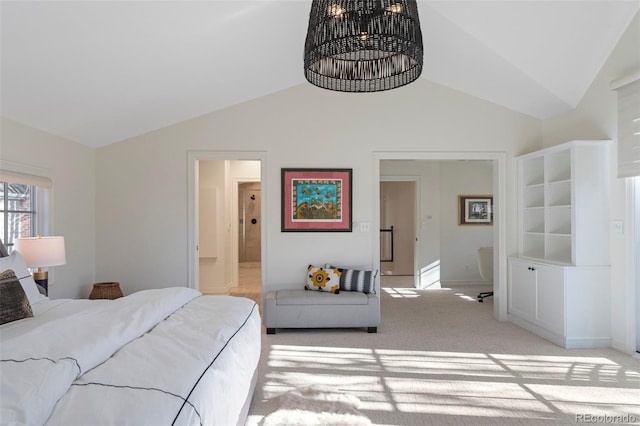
top-left (359, 222), bottom-right (370, 232)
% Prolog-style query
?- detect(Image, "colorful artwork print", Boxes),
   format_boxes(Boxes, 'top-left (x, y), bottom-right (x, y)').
top-left (281, 168), bottom-right (352, 232)
top-left (292, 179), bottom-right (342, 222)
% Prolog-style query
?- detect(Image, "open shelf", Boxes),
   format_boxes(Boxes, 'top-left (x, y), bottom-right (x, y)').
top-left (547, 181), bottom-right (571, 206)
top-left (546, 149), bottom-right (571, 183)
top-left (524, 185), bottom-right (545, 208)
top-left (522, 234), bottom-right (545, 260)
top-left (517, 140), bottom-right (610, 267)
top-left (524, 209), bottom-right (545, 233)
top-left (522, 157), bottom-right (544, 186)
top-left (546, 235), bottom-right (572, 264)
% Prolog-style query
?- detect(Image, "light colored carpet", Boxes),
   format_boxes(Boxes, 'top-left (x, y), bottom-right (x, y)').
top-left (262, 384), bottom-right (371, 426)
top-left (246, 277), bottom-right (640, 425)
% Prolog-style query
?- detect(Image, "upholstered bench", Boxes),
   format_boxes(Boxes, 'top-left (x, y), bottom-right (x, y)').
top-left (265, 289), bottom-right (380, 334)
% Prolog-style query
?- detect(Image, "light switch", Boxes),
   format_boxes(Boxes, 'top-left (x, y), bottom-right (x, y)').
top-left (612, 220), bottom-right (624, 234)
top-left (359, 222), bottom-right (370, 232)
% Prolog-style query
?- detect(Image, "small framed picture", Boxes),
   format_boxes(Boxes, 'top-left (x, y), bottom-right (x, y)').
top-left (459, 195), bottom-right (493, 225)
top-left (281, 168), bottom-right (352, 232)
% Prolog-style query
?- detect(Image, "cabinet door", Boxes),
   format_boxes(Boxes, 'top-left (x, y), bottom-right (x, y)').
top-left (534, 265), bottom-right (565, 336)
top-left (508, 260), bottom-right (535, 321)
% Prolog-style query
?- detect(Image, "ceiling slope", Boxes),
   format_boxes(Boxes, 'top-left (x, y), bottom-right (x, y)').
top-left (1, 1), bottom-right (638, 148)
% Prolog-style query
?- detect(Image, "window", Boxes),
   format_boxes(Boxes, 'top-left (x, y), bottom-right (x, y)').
top-left (612, 73), bottom-right (640, 178)
top-left (0, 170), bottom-right (52, 252)
top-left (0, 182), bottom-right (37, 251)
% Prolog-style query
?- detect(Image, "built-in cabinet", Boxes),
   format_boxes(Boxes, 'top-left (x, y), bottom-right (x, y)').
top-left (519, 140), bottom-right (610, 265)
top-left (509, 140), bottom-right (611, 349)
top-left (508, 258), bottom-right (611, 348)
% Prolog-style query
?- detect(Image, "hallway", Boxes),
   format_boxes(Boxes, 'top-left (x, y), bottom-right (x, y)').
top-left (229, 261), bottom-right (262, 310)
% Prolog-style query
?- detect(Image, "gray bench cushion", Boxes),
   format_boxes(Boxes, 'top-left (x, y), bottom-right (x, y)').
top-left (275, 290), bottom-right (369, 306)
top-left (265, 289), bottom-right (380, 332)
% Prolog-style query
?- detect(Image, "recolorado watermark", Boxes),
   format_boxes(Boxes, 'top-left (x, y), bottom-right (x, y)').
top-left (575, 413), bottom-right (638, 424)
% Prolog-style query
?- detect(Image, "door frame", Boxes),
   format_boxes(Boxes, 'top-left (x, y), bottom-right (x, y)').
top-left (380, 176), bottom-right (419, 285)
top-left (187, 151), bottom-right (267, 291)
top-left (626, 176), bottom-right (639, 355)
top-left (374, 151), bottom-right (507, 321)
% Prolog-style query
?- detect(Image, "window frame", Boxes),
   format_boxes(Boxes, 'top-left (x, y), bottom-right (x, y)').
top-left (612, 72), bottom-right (640, 178)
top-left (0, 166), bottom-right (53, 253)
top-left (0, 181), bottom-right (39, 251)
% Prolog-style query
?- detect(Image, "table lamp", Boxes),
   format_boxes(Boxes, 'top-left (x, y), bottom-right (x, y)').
top-left (14, 236), bottom-right (66, 295)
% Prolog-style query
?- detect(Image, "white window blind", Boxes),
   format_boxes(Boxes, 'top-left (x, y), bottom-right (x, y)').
top-left (0, 170), bottom-right (52, 188)
top-left (613, 75), bottom-right (640, 178)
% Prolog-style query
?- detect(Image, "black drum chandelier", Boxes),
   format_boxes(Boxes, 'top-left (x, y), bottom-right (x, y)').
top-left (304, 0), bottom-right (423, 92)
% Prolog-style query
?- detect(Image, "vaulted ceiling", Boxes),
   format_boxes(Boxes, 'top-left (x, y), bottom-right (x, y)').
top-left (1, 1), bottom-right (638, 148)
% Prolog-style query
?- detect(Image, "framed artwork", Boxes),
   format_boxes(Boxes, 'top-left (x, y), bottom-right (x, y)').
top-left (459, 195), bottom-right (493, 225)
top-left (281, 168), bottom-right (352, 232)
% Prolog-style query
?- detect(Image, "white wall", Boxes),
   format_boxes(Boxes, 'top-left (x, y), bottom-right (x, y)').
top-left (542, 11), bottom-right (640, 354)
top-left (94, 79), bottom-right (540, 296)
top-left (198, 160), bottom-right (226, 294)
top-left (440, 161), bottom-right (493, 282)
top-left (0, 117), bottom-right (96, 298)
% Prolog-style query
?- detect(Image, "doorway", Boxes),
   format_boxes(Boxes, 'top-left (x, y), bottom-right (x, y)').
top-left (238, 182), bottom-right (261, 263)
top-left (236, 182), bottom-right (262, 301)
top-left (187, 152), bottom-right (267, 303)
top-left (380, 181), bottom-right (416, 276)
top-left (375, 152), bottom-right (506, 321)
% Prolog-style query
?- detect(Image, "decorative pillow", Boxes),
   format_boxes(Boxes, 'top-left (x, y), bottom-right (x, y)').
top-left (329, 266), bottom-right (378, 294)
top-left (0, 251), bottom-right (46, 305)
top-left (0, 269), bottom-right (34, 325)
top-left (305, 265), bottom-right (341, 294)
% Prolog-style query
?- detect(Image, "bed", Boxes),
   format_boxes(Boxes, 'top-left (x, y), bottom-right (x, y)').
top-left (0, 250), bottom-right (261, 426)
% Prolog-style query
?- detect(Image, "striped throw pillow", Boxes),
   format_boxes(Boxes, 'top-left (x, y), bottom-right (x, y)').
top-left (333, 268), bottom-right (377, 294)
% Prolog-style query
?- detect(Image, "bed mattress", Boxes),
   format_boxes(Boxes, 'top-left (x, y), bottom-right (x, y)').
top-left (0, 287), bottom-right (261, 426)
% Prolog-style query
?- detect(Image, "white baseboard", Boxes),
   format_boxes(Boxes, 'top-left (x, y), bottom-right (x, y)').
top-left (509, 314), bottom-right (611, 349)
top-left (441, 280), bottom-right (489, 286)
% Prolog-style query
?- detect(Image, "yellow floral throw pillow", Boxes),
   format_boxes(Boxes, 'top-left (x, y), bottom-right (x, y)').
top-left (305, 265), bottom-right (341, 294)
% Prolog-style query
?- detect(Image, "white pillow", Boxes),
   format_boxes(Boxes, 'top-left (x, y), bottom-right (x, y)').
top-left (0, 251), bottom-right (47, 305)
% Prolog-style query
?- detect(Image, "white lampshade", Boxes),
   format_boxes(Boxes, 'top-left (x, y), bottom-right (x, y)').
top-left (14, 236), bottom-right (66, 268)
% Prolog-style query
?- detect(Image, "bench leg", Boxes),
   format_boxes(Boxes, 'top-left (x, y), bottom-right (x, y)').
top-left (267, 328), bottom-right (276, 335)
top-left (367, 327), bottom-right (377, 333)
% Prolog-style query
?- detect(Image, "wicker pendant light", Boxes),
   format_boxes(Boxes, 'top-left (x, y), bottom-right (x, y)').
top-left (304, 0), bottom-right (423, 92)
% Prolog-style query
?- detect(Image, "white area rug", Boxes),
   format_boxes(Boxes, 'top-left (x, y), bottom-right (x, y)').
top-left (263, 385), bottom-right (372, 426)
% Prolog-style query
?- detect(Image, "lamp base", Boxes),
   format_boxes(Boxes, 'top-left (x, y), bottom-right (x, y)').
top-left (33, 270), bottom-right (48, 296)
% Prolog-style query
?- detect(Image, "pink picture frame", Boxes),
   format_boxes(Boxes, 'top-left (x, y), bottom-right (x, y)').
top-left (281, 168), bottom-right (352, 232)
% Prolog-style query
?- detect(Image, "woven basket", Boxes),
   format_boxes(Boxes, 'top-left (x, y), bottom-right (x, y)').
top-left (89, 282), bottom-right (123, 300)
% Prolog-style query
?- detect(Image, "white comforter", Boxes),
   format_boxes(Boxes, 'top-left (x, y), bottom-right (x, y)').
top-left (0, 288), bottom-right (261, 426)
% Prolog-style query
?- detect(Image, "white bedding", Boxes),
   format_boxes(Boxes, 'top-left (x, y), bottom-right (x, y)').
top-left (0, 288), bottom-right (261, 426)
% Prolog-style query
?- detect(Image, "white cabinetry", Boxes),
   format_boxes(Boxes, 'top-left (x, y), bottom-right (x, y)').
top-left (518, 140), bottom-right (610, 265)
top-left (510, 140), bottom-right (612, 349)
top-left (508, 258), bottom-right (611, 348)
